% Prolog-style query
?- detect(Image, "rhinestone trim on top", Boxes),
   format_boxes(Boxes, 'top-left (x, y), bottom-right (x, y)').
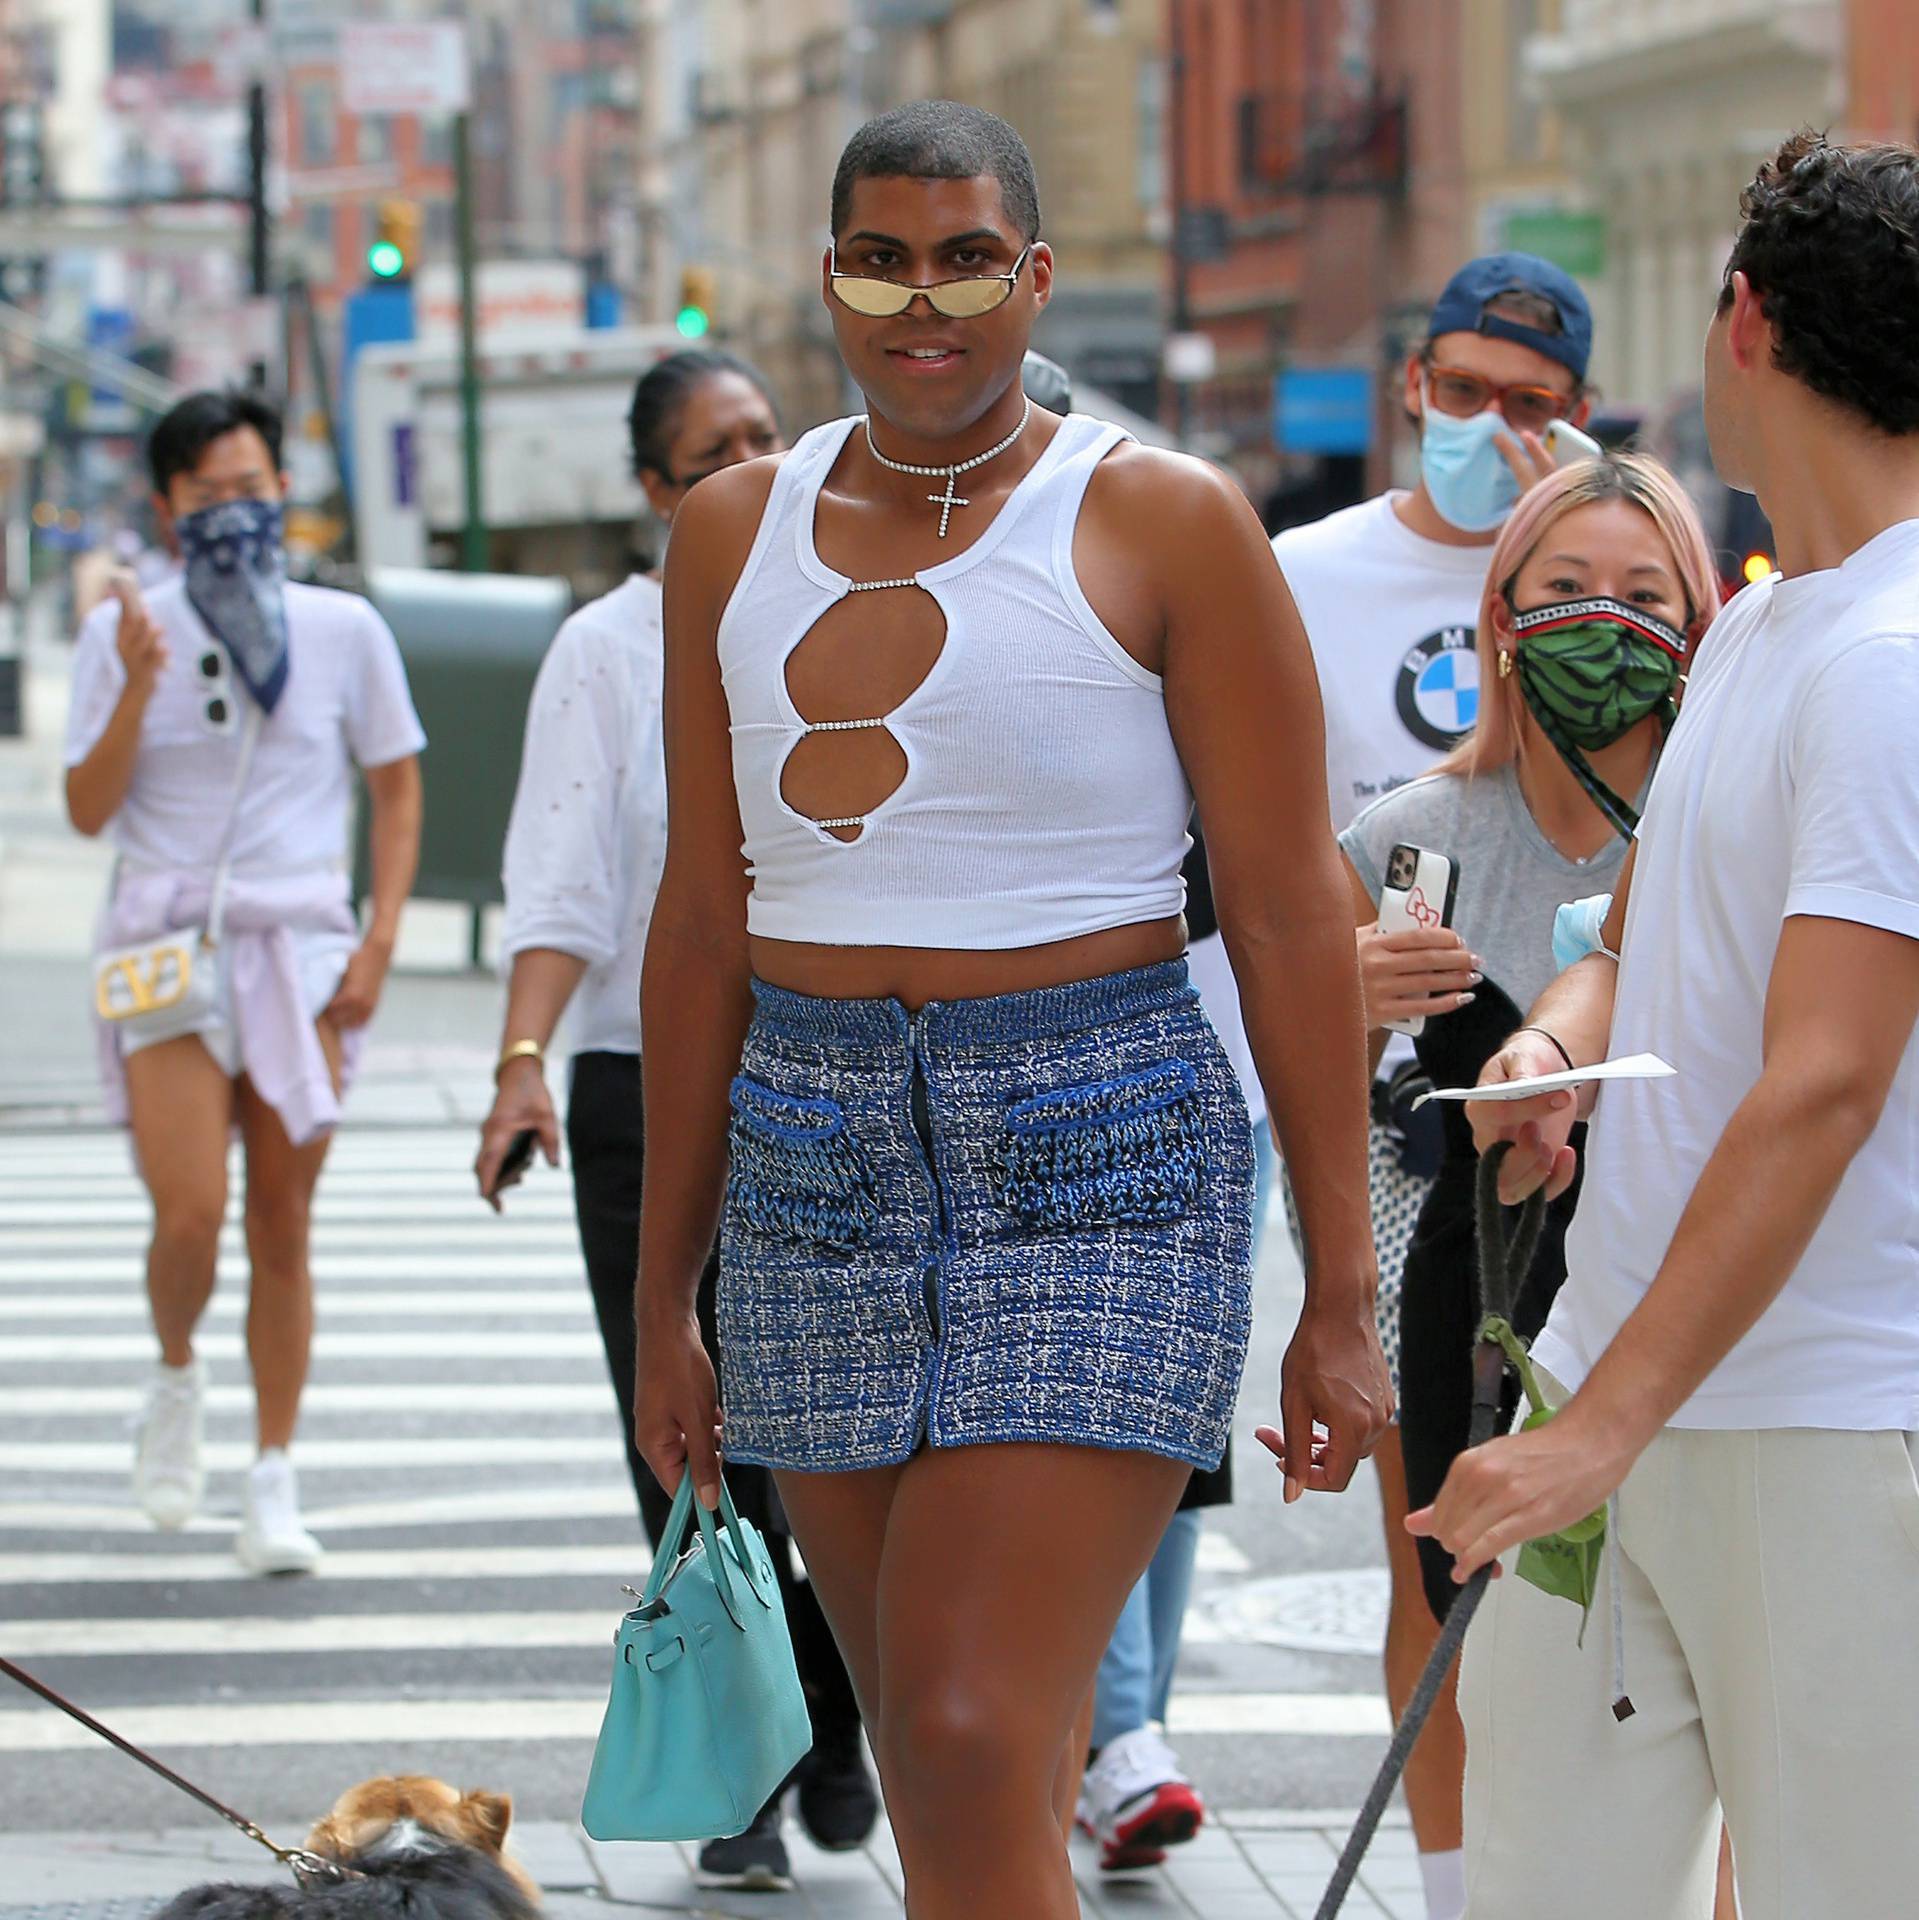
top-left (806, 716), bottom-right (889, 733)
top-left (845, 576), bottom-right (918, 594)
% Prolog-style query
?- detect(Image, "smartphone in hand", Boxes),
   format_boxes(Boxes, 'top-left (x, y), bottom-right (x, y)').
top-left (1378, 842), bottom-right (1462, 1039)
top-left (486, 1128), bottom-right (540, 1202)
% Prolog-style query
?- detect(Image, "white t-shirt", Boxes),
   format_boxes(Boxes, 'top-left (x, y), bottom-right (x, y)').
top-left (1537, 520), bottom-right (1919, 1431)
top-left (1273, 491), bottom-right (1492, 1082)
top-left (65, 578), bottom-right (425, 874)
top-left (499, 575), bottom-right (667, 1057)
top-left (1272, 491), bottom-right (1493, 827)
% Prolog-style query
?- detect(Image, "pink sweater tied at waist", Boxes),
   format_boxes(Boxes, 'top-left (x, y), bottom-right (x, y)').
top-left (94, 866), bottom-right (366, 1147)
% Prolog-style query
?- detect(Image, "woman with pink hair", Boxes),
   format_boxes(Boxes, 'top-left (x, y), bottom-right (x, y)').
top-left (1272, 451), bottom-right (1722, 1920)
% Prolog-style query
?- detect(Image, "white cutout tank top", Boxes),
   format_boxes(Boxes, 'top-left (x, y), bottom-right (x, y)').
top-left (718, 412), bottom-right (1192, 949)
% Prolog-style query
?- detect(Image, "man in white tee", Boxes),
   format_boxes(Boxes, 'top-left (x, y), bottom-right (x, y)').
top-left (66, 390), bottom-right (425, 1574)
top-left (1415, 133), bottom-right (1919, 1916)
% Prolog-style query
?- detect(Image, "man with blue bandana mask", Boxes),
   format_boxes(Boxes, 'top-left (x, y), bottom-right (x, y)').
top-left (64, 389), bottom-right (426, 1578)
top-left (1259, 251), bottom-right (1593, 1920)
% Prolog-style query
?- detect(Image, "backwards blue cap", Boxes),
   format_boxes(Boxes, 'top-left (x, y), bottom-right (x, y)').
top-left (1427, 251), bottom-right (1593, 382)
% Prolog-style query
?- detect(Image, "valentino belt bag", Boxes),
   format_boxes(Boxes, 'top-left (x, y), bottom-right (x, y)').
top-left (579, 1471), bottom-right (812, 1843)
top-left (93, 705), bottom-right (260, 1046)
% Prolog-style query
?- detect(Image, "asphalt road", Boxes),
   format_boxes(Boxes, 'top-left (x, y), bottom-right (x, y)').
top-left (0, 1120), bottom-right (1400, 1835)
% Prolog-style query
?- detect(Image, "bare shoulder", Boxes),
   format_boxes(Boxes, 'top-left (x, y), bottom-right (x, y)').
top-left (662, 451), bottom-right (787, 606)
top-left (1083, 441), bottom-right (1265, 550)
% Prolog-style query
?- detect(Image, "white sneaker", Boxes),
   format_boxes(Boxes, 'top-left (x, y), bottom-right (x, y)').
top-left (235, 1449), bottom-right (323, 1575)
top-left (1079, 1725), bottom-right (1204, 1872)
top-left (133, 1357), bottom-right (206, 1530)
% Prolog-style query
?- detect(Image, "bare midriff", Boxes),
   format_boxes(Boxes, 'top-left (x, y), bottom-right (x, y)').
top-left (748, 913), bottom-right (1188, 1013)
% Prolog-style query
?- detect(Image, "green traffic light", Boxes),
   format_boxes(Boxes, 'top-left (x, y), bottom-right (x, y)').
top-left (675, 305), bottom-right (711, 339)
top-left (368, 240), bottom-right (407, 280)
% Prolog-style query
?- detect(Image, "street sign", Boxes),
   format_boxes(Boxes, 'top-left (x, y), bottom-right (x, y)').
top-left (1174, 204), bottom-right (1230, 263)
top-left (1163, 331), bottom-right (1217, 384)
top-left (340, 22), bottom-right (471, 117)
top-left (1501, 208), bottom-right (1607, 279)
top-left (414, 261), bottom-right (585, 345)
top-left (1274, 365), bottom-right (1374, 454)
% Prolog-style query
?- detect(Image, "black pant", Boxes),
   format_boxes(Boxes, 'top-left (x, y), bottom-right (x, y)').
top-left (566, 1050), bottom-right (860, 1748)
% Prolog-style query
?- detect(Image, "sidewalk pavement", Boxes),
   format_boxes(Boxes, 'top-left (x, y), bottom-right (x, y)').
top-left (2, 1812), bottom-right (1419, 1919)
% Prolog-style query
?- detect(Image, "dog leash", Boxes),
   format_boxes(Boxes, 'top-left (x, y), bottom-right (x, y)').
top-left (1313, 1145), bottom-right (1546, 1920)
top-left (0, 1654), bottom-right (358, 1888)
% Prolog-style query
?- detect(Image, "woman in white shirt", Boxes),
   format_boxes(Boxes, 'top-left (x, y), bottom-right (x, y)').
top-left (474, 353), bottom-right (876, 1888)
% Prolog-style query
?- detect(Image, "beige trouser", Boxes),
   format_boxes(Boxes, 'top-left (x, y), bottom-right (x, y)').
top-left (1459, 1392), bottom-right (1919, 1919)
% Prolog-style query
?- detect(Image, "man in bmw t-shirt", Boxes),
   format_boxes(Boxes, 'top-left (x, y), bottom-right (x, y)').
top-left (1269, 251), bottom-right (1594, 1920)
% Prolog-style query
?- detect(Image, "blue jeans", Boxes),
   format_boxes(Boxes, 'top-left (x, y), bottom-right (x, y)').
top-left (1092, 1506), bottom-right (1204, 1747)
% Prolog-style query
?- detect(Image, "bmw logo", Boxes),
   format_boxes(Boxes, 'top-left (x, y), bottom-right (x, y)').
top-left (1396, 627), bottom-right (1480, 750)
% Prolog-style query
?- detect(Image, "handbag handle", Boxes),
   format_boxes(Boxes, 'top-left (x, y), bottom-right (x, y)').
top-left (639, 1472), bottom-right (771, 1630)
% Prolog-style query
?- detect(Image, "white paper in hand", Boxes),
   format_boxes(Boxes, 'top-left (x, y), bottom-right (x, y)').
top-left (1412, 1052), bottom-right (1675, 1109)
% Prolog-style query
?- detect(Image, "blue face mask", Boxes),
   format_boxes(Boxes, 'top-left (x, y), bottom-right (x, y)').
top-left (1418, 401), bottom-right (1520, 534)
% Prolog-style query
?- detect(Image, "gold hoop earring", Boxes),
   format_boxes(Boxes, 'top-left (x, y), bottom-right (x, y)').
top-left (1498, 650), bottom-right (1513, 679)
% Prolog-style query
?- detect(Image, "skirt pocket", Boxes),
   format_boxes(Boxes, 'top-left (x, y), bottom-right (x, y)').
top-left (726, 1075), bottom-right (878, 1252)
top-left (997, 1057), bottom-right (1205, 1231)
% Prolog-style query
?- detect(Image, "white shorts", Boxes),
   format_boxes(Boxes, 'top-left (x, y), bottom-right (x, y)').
top-left (116, 929), bottom-right (353, 1078)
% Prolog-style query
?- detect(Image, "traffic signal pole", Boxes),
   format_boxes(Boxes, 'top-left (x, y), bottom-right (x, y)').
top-left (453, 109), bottom-right (486, 572)
top-left (246, 0), bottom-right (270, 387)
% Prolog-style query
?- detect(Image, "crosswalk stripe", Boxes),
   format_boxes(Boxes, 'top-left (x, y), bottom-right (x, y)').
top-left (0, 1198), bottom-right (577, 1231)
top-left (0, 1290), bottom-right (595, 1319)
top-left (0, 1252), bottom-right (583, 1284)
top-left (0, 1691), bottom-right (1389, 1754)
top-left (0, 1330), bottom-right (605, 1360)
top-left (0, 1214), bottom-right (575, 1249)
top-left (0, 1437), bottom-right (640, 1473)
top-left (0, 1484), bottom-right (641, 1536)
top-left (0, 1383), bottom-right (615, 1417)
top-left (2, 1612), bottom-right (619, 1658)
top-left (0, 1544), bottom-right (648, 1586)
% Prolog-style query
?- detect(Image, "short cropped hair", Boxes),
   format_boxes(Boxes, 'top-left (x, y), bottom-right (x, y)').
top-left (147, 389), bottom-right (285, 494)
top-left (831, 100), bottom-right (1040, 242)
top-left (1721, 130), bottom-right (1919, 434)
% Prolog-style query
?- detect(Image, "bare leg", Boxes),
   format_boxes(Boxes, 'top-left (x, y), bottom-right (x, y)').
top-left (1379, 1429), bottom-right (1465, 1853)
top-left (1715, 1827), bottom-right (1738, 1917)
top-left (125, 1037), bottom-right (236, 1365)
top-left (1052, 1686), bottom-right (1094, 1843)
top-left (234, 1024), bottom-right (340, 1453)
top-left (785, 1444), bottom-right (1186, 1920)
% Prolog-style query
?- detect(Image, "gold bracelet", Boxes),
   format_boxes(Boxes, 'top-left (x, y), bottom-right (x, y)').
top-left (495, 1039), bottom-right (545, 1082)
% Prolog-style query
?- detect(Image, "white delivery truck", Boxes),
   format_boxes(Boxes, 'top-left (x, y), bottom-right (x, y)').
top-left (349, 325), bottom-right (685, 592)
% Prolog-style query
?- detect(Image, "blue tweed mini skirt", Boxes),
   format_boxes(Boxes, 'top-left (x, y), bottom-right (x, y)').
top-left (717, 959), bottom-right (1256, 1475)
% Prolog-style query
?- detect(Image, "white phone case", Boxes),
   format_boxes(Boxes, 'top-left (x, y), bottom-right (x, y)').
top-left (1377, 843), bottom-right (1460, 1039)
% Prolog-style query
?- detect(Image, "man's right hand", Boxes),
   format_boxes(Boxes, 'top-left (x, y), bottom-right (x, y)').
top-left (1467, 1029), bottom-right (1581, 1203)
top-left (473, 1057), bottom-right (561, 1212)
top-left (635, 1311), bottom-right (723, 1511)
top-left (1356, 923), bottom-right (1480, 1029)
top-left (110, 577), bottom-right (168, 696)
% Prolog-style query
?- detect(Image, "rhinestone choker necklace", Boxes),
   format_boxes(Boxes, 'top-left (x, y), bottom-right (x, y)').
top-left (863, 398), bottom-right (1033, 538)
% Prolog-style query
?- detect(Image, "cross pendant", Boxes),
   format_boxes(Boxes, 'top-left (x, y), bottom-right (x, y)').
top-left (927, 471), bottom-right (970, 538)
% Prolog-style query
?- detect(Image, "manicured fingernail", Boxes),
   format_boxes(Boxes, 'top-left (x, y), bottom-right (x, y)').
top-left (1469, 971), bottom-right (1483, 984)
top-left (1458, 993), bottom-right (1476, 1006)
top-left (1284, 1476), bottom-right (1300, 1504)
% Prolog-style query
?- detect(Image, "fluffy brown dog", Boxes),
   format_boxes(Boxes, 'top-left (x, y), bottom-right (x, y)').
top-left (305, 1776), bottom-right (541, 1906)
top-left (153, 1776), bottom-right (541, 1920)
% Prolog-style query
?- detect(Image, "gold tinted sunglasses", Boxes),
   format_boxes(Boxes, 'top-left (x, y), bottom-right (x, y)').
top-left (829, 245), bottom-right (1031, 320)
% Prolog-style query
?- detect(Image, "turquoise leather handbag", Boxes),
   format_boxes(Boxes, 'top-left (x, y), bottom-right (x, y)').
top-left (580, 1472), bottom-right (813, 1842)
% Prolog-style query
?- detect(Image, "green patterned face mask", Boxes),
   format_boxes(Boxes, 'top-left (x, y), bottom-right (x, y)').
top-left (1512, 597), bottom-right (1690, 839)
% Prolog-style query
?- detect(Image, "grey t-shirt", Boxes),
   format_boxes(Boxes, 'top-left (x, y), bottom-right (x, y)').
top-left (1340, 765), bottom-right (1630, 1019)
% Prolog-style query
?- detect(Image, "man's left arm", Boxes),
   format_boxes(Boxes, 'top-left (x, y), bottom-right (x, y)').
top-left (1140, 453), bottom-right (1390, 1501)
top-left (327, 754), bottom-right (423, 1030)
top-left (1414, 911), bottom-right (1919, 1579)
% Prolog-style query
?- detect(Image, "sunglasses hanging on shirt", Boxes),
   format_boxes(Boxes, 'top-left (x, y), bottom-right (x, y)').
top-left (195, 644), bottom-right (237, 737)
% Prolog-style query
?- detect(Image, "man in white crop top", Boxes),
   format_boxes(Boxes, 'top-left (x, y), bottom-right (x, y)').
top-left (632, 100), bottom-right (1389, 1911)
top-left (1414, 134), bottom-right (1919, 1916)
